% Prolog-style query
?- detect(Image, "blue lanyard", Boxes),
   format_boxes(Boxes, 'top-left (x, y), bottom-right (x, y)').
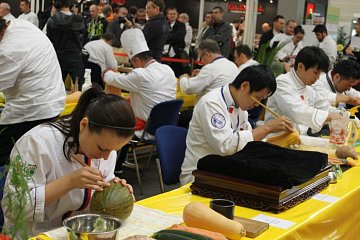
top-left (211, 55), bottom-right (225, 63)
top-left (221, 86), bottom-right (239, 133)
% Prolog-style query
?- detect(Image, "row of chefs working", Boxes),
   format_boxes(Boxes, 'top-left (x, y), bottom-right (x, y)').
top-left (1, 18), bottom-right (360, 236)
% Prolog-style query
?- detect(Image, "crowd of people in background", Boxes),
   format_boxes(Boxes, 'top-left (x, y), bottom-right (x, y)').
top-left (2, 0), bottom-right (360, 235)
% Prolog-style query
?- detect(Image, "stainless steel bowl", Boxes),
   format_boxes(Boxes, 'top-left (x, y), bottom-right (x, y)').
top-left (63, 214), bottom-right (122, 240)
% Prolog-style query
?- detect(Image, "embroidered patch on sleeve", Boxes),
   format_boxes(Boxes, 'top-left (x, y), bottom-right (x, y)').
top-left (211, 113), bottom-right (226, 129)
top-left (23, 163), bottom-right (37, 180)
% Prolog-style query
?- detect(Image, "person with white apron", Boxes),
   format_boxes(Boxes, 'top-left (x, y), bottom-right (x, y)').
top-left (2, 87), bottom-right (135, 237)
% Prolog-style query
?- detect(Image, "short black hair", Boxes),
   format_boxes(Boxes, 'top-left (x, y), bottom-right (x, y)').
top-left (273, 15), bottom-right (284, 22)
top-left (212, 6), bottom-right (224, 13)
top-left (166, 6), bottom-right (177, 14)
top-left (54, 0), bottom-right (70, 9)
top-left (294, 46), bottom-right (329, 72)
top-left (333, 59), bottom-right (360, 80)
top-left (133, 51), bottom-right (153, 61)
top-left (230, 65), bottom-right (277, 96)
top-left (235, 44), bottom-right (252, 58)
top-left (148, 0), bottom-right (165, 13)
top-left (102, 32), bottom-right (115, 42)
top-left (294, 25), bottom-right (305, 35)
top-left (129, 5), bottom-right (138, 15)
top-left (20, 0), bottom-right (30, 4)
top-left (0, 16), bottom-right (8, 34)
top-left (313, 24), bottom-right (327, 34)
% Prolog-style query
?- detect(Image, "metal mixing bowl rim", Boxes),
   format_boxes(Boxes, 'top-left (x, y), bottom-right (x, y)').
top-left (63, 213), bottom-right (122, 234)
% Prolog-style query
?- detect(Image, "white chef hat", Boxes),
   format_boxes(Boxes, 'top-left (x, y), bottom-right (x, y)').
top-left (120, 28), bottom-right (150, 59)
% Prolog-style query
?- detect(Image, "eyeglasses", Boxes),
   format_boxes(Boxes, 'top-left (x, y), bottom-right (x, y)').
top-left (251, 94), bottom-right (268, 102)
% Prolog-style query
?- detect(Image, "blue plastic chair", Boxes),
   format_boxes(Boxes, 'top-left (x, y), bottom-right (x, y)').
top-left (155, 126), bottom-right (188, 192)
top-left (127, 99), bottom-right (183, 194)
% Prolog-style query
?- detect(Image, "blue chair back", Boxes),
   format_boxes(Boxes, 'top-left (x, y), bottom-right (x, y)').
top-left (0, 166), bottom-right (6, 228)
top-left (145, 100), bottom-right (183, 136)
top-left (155, 126), bottom-right (188, 185)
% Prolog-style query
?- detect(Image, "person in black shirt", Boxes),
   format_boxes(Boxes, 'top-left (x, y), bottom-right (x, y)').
top-left (202, 6), bottom-right (232, 58)
top-left (47, 0), bottom-right (85, 90)
top-left (143, 0), bottom-right (169, 62)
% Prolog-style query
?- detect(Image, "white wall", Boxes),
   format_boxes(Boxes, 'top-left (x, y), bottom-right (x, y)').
top-left (329, 0), bottom-right (360, 36)
top-left (277, 0), bottom-right (306, 25)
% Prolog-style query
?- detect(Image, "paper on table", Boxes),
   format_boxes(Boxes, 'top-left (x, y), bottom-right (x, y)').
top-left (312, 193), bottom-right (339, 203)
top-left (39, 205), bottom-right (182, 240)
top-left (252, 214), bottom-right (296, 229)
top-left (116, 205), bottom-right (183, 239)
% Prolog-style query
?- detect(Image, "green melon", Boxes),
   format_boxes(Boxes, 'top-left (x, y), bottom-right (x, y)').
top-left (90, 182), bottom-right (134, 221)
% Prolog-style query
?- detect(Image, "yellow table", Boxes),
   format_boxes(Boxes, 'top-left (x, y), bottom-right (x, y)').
top-left (176, 91), bottom-right (196, 111)
top-left (61, 90), bottom-right (196, 117)
top-left (138, 167), bottom-right (360, 239)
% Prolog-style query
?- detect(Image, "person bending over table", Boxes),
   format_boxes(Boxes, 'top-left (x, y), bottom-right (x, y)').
top-left (180, 65), bottom-right (293, 185)
top-left (2, 87), bottom-right (135, 237)
top-left (104, 28), bottom-right (176, 138)
top-left (179, 39), bottom-right (239, 103)
top-left (311, 59), bottom-right (360, 108)
top-left (265, 46), bottom-right (342, 135)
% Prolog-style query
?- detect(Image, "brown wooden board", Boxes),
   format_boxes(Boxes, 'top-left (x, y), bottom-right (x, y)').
top-left (234, 216), bottom-right (269, 238)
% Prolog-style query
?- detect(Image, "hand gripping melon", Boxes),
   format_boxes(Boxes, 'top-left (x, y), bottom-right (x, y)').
top-left (90, 182), bottom-right (134, 221)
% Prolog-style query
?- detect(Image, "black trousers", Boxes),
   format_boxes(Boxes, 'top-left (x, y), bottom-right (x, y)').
top-left (58, 52), bottom-right (84, 91)
top-left (85, 61), bottom-right (104, 89)
top-left (0, 117), bottom-right (57, 166)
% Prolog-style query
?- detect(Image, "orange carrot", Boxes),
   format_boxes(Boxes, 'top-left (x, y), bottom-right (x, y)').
top-left (169, 224), bottom-right (228, 240)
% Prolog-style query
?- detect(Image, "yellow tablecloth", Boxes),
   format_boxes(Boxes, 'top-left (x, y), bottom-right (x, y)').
top-left (138, 167), bottom-right (360, 240)
top-left (61, 91), bottom-right (196, 117)
top-left (31, 167), bottom-right (360, 240)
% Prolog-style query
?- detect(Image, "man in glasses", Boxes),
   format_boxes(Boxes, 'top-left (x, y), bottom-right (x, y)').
top-left (179, 39), bottom-right (239, 102)
top-left (180, 65), bottom-right (293, 185)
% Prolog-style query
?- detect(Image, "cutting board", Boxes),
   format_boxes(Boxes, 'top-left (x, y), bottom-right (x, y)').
top-left (234, 216), bottom-right (269, 238)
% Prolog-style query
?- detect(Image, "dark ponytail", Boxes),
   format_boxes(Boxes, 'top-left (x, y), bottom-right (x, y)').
top-left (49, 86), bottom-right (135, 162)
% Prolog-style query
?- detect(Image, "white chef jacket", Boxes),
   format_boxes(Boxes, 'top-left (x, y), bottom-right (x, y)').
top-left (104, 60), bottom-right (177, 122)
top-left (195, 25), bottom-right (209, 49)
top-left (0, 19), bottom-right (65, 124)
top-left (270, 33), bottom-right (292, 48)
top-left (18, 11), bottom-right (39, 27)
top-left (319, 35), bottom-right (337, 67)
top-left (2, 124), bottom-right (117, 236)
top-left (3, 13), bottom-right (15, 21)
top-left (276, 40), bottom-right (303, 62)
top-left (180, 85), bottom-right (253, 185)
top-left (312, 71), bottom-right (360, 106)
top-left (184, 22), bottom-right (193, 54)
top-left (238, 59), bottom-right (259, 73)
top-left (180, 57), bottom-right (239, 101)
top-left (265, 69), bottom-right (329, 134)
top-left (84, 39), bottom-right (118, 72)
